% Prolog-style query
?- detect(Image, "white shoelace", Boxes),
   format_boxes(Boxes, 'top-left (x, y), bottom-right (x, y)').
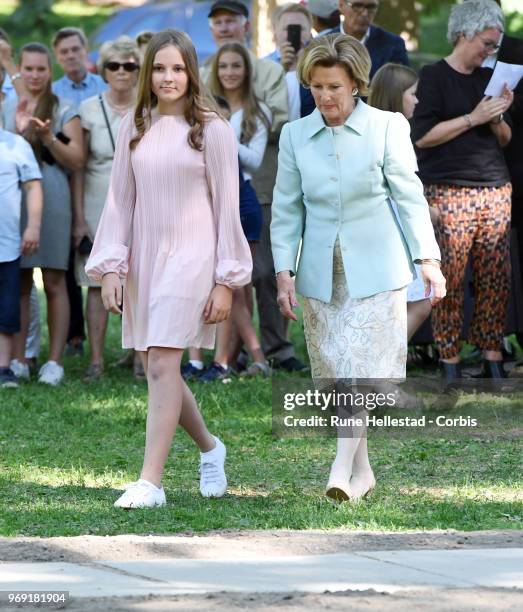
top-left (200, 460), bottom-right (223, 485)
top-left (123, 480), bottom-right (159, 501)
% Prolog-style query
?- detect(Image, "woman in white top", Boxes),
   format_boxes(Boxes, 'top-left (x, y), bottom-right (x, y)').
top-left (184, 42), bottom-right (272, 381)
top-left (72, 37), bottom-right (140, 381)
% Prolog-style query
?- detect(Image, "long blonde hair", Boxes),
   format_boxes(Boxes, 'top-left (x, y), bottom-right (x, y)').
top-left (208, 42), bottom-right (270, 144)
top-left (130, 30), bottom-right (217, 151)
top-left (20, 43), bottom-right (58, 161)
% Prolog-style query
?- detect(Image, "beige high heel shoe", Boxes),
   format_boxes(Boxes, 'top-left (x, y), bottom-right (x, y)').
top-left (325, 477), bottom-right (353, 502)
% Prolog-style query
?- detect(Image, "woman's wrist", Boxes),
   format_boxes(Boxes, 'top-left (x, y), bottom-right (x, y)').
top-left (43, 134), bottom-right (58, 148)
top-left (418, 258), bottom-right (441, 268)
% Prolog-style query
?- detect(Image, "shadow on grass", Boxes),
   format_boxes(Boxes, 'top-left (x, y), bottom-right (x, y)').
top-left (0, 475), bottom-right (520, 538)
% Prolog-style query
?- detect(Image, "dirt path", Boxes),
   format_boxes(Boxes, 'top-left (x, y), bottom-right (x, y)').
top-left (4, 589), bottom-right (522, 611)
top-left (1, 529), bottom-right (520, 563)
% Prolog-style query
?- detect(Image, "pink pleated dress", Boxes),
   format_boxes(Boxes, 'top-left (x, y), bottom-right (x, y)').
top-left (86, 112), bottom-right (252, 351)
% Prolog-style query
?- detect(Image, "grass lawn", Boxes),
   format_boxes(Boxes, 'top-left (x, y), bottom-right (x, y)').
top-left (0, 285), bottom-right (521, 537)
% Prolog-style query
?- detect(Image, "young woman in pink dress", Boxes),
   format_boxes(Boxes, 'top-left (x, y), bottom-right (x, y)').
top-left (86, 30), bottom-right (252, 509)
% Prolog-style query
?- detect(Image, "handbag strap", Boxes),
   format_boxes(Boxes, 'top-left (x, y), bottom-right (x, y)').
top-left (99, 94), bottom-right (116, 153)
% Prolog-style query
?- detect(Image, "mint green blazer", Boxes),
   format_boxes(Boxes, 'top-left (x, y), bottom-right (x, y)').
top-left (270, 101), bottom-right (441, 302)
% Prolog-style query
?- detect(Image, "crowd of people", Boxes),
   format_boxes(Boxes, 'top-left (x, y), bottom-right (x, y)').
top-left (0, 0), bottom-right (521, 502)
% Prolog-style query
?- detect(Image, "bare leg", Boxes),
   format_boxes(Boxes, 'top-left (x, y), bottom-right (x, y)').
top-left (12, 270), bottom-right (34, 363)
top-left (178, 380), bottom-right (217, 449)
top-left (139, 347), bottom-right (215, 487)
top-left (229, 244), bottom-right (256, 366)
top-left (41, 268), bottom-right (70, 363)
top-left (86, 287), bottom-right (108, 366)
top-left (0, 333), bottom-right (13, 368)
top-left (407, 299), bottom-right (432, 341)
top-left (230, 287), bottom-right (265, 364)
top-left (213, 317), bottom-right (232, 366)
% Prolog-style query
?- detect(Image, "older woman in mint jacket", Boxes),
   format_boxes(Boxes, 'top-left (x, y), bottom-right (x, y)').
top-left (271, 34), bottom-right (446, 503)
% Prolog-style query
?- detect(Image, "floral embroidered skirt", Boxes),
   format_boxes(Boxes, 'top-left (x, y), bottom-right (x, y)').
top-left (302, 238), bottom-right (407, 380)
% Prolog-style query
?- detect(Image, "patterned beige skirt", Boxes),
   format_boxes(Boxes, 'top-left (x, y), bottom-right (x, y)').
top-left (302, 238), bottom-right (407, 380)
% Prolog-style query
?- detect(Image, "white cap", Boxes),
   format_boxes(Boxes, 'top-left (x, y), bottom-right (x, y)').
top-left (307, 0), bottom-right (339, 19)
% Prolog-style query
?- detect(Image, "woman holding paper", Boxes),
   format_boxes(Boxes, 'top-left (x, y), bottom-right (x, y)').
top-left (412, 0), bottom-right (514, 382)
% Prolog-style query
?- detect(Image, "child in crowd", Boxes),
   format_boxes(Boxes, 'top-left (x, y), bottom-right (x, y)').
top-left (0, 66), bottom-right (43, 388)
top-left (86, 30), bottom-right (251, 508)
top-left (368, 63), bottom-right (433, 339)
top-left (185, 42), bottom-right (272, 381)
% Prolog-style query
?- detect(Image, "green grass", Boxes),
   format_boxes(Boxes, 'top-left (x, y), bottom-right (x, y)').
top-left (0, 287), bottom-right (521, 537)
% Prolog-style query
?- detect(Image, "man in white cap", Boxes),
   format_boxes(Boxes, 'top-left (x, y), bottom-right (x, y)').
top-left (201, 0), bottom-right (287, 134)
top-left (307, 0), bottom-right (341, 36)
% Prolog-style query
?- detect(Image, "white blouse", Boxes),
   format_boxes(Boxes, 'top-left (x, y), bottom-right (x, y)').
top-left (229, 103), bottom-right (272, 181)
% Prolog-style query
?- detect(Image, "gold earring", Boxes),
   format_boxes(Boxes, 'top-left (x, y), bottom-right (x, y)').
top-left (352, 87), bottom-right (359, 96)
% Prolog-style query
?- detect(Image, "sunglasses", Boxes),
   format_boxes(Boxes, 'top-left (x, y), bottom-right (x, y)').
top-left (105, 61), bottom-right (140, 72)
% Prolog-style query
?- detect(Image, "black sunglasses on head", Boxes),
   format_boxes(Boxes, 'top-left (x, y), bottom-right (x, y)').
top-left (105, 61), bottom-right (139, 72)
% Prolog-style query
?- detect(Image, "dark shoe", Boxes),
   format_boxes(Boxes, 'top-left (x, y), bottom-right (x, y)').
top-left (199, 362), bottom-right (230, 382)
top-left (0, 368), bottom-right (19, 389)
top-left (441, 361), bottom-right (462, 384)
top-left (65, 339), bottom-right (84, 357)
top-left (133, 359), bottom-right (146, 381)
top-left (481, 359), bottom-right (506, 379)
top-left (181, 362), bottom-right (203, 381)
top-left (84, 363), bottom-right (103, 382)
top-left (235, 349), bottom-right (249, 373)
top-left (272, 356), bottom-right (310, 373)
top-left (112, 350), bottom-right (135, 369)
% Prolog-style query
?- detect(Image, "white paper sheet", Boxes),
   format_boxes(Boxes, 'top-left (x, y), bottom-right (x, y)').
top-left (485, 61), bottom-right (523, 97)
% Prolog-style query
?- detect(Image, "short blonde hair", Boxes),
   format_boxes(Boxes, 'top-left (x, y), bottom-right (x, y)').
top-left (297, 33), bottom-right (371, 96)
top-left (97, 36), bottom-right (140, 79)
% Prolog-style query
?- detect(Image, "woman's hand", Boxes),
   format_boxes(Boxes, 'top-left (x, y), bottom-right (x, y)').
top-left (15, 98), bottom-right (34, 135)
top-left (470, 95), bottom-right (508, 126)
top-left (495, 83), bottom-right (514, 115)
top-left (279, 40), bottom-right (298, 72)
top-left (428, 206), bottom-right (440, 225)
top-left (29, 117), bottom-right (53, 144)
top-left (204, 284), bottom-right (232, 324)
top-left (101, 272), bottom-right (122, 314)
top-left (276, 271), bottom-right (298, 321)
top-left (0, 38), bottom-right (13, 68)
top-left (420, 263), bottom-right (446, 306)
top-left (72, 219), bottom-right (91, 249)
top-left (21, 225), bottom-right (40, 256)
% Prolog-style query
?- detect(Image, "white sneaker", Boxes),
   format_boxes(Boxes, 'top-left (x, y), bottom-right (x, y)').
top-left (10, 359), bottom-right (30, 380)
top-left (200, 436), bottom-right (227, 498)
top-left (38, 361), bottom-right (64, 386)
top-left (114, 479), bottom-right (166, 509)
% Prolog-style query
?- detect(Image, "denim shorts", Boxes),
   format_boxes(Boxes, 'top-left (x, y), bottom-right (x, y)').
top-left (0, 257), bottom-right (21, 334)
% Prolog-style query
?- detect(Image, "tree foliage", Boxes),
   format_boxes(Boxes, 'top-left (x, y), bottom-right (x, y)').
top-left (8, 0), bottom-right (54, 35)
